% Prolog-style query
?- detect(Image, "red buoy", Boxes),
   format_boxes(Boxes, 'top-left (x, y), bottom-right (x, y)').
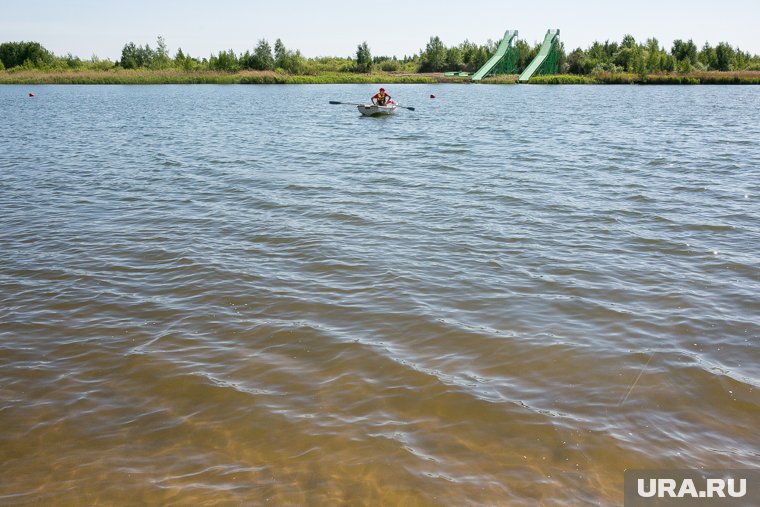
top-left (29, 92), bottom-right (35, 97)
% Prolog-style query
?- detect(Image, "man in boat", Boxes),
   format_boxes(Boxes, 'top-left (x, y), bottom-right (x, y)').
top-left (371, 88), bottom-right (392, 106)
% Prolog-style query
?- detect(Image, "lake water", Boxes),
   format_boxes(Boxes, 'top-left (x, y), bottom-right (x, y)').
top-left (1, 84), bottom-right (759, 505)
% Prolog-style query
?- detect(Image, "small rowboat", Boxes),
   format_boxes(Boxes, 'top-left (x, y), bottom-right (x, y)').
top-left (357, 104), bottom-right (397, 117)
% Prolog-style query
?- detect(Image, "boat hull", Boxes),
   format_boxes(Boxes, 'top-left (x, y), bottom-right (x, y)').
top-left (357, 104), bottom-right (397, 117)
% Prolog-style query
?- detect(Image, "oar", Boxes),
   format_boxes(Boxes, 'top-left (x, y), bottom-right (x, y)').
top-left (329, 100), bottom-right (415, 111)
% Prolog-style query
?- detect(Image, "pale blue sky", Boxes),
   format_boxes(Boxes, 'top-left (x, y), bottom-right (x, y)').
top-left (2, 0), bottom-right (758, 60)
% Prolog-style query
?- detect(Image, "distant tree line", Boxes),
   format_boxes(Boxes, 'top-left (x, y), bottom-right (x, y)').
top-left (565, 36), bottom-right (760, 76)
top-left (118, 37), bottom-right (306, 73)
top-left (416, 34), bottom-right (759, 75)
top-left (1, 35), bottom-right (758, 75)
top-left (116, 37), bottom-right (418, 74)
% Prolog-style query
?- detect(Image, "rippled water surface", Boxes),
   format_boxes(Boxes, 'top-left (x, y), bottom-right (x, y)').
top-left (1, 84), bottom-right (759, 505)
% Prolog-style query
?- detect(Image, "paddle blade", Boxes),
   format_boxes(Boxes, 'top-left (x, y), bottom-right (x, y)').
top-left (405, 107), bottom-right (415, 111)
top-left (329, 101), bottom-right (343, 105)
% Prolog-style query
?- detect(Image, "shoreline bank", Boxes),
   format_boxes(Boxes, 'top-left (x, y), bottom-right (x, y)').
top-left (2, 69), bottom-right (759, 85)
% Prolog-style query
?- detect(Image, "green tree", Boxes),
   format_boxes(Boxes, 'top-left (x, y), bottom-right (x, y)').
top-left (614, 46), bottom-right (639, 71)
top-left (270, 39), bottom-right (306, 74)
top-left (251, 39), bottom-right (275, 71)
top-left (141, 44), bottom-right (156, 67)
top-left (733, 48), bottom-right (751, 70)
top-left (645, 38), bottom-right (663, 71)
top-left (210, 49), bottom-right (239, 72)
top-left (445, 46), bottom-right (464, 71)
top-left (239, 50), bottom-right (253, 69)
top-left (174, 48), bottom-right (187, 69)
top-left (698, 43), bottom-right (717, 69)
top-left (557, 42), bottom-right (567, 73)
top-left (459, 40), bottom-right (476, 70)
top-left (274, 39), bottom-right (287, 67)
top-left (355, 41), bottom-right (372, 73)
top-left (676, 57), bottom-right (693, 73)
top-left (585, 40), bottom-right (618, 68)
top-left (634, 52), bottom-right (647, 80)
top-left (120, 42), bottom-right (139, 68)
top-left (119, 42), bottom-right (156, 68)
top-left (282, 50), bottom-right (307, 74)
top-left (567, 47), bottom-right (590, 74)
top-left (60, 53), bottom-right (83, 69)
top-left (671, 39), bottom-right (698, 64)
top-left (459, 40), bottom-right (489, 72)
top-left (485, 38), bottom-right (497, 54)
top-left (152, 35), bottom-right (171, 69)
top-left (419, 36), bottom-right (447, 72)
top-left (174, 48), bottom-right (200, 70)
top-left (620, 34), bottom-right (637, 49)
top-left (0, 41), bottom-right (53, 69)
top-left (514, 40), bottom-right (534, 72)
top-left (715, 42), bottom-right (735, 71)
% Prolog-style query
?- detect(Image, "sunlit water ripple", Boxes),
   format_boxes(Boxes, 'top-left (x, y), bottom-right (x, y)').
top-left (1, 84), bottom-right (759, 505)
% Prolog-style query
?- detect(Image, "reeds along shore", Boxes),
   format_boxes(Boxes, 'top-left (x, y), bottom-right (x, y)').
top-left (0, 69), bottom-right (438, 85)
top-left (1, 69), bottom-right (759, 85)
top-left (526, 71), bottom-right (760, 84)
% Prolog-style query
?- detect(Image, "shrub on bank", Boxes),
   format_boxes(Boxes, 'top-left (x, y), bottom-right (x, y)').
top-left (692, 71), bottom-right (760, 84)
top-left (591, 72), bottom-right (638, 84)
top-left (528, 74), bottom-right (595, 84)
top-left (642, 74), bottom-right (700, 84)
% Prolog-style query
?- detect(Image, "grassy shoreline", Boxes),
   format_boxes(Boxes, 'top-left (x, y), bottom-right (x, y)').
top-left (0, 69), bottom-right (440, 85)
top-left (523, 71), bottom-right (760, 84)
top-left (1, 69), bottom-right (759, 85)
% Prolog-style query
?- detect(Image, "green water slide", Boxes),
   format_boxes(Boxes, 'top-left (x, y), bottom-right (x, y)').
top-left (518, 29), bottom-right (561, 82)
top-left (470, 30), bottom-right (519, 81)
